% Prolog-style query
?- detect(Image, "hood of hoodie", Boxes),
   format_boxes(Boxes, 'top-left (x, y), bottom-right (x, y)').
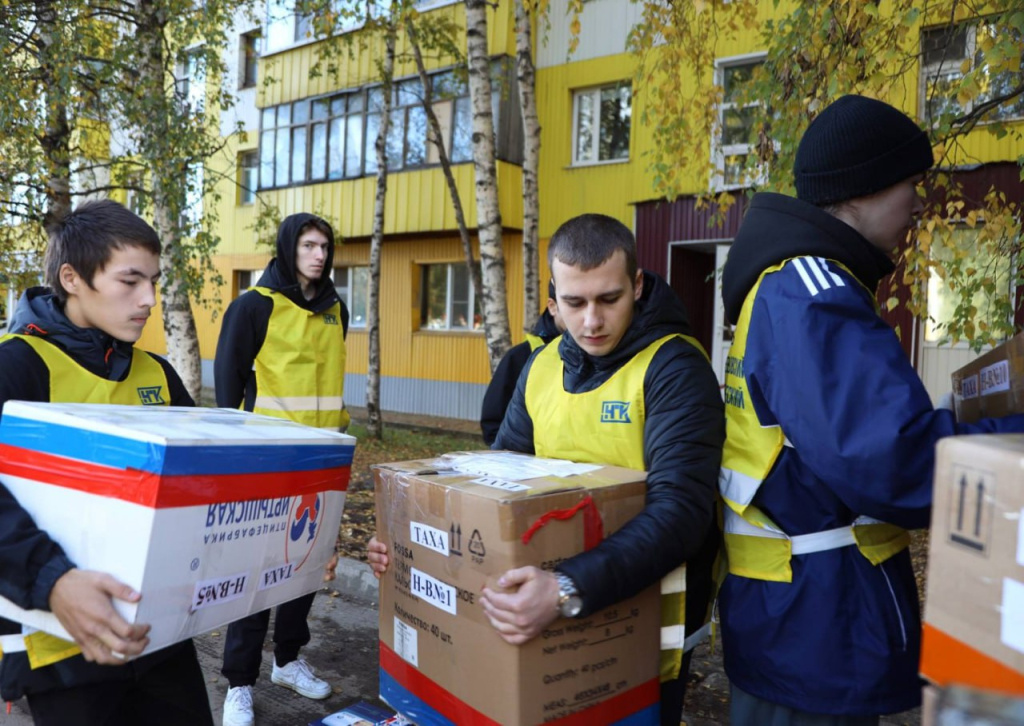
top-left (256, 213), bottom-right (340, 313)
top-left (557, 270), bottom-right (695, 378)
top-left (529, 309), bottom-right (562, 343)
top-left (8, 287), bottom-right (135, 380)
top-left (721, 192), bottom-right (896, 323)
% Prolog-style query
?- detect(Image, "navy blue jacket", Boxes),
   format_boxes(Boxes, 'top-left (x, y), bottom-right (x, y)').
top-left (719, 193), bottom-right (1024, 716)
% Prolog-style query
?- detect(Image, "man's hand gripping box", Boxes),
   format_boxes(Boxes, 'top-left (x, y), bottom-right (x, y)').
top-left (374, 451), bottom-right (660, 726)
top-left (0, 402), bottom-right (354, 657)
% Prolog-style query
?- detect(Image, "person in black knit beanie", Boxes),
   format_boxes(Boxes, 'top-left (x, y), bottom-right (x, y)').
top-left (718, 94), bottom-right (1024, 726)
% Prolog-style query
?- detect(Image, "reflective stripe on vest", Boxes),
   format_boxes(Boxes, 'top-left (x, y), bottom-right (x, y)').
top-left (250, 287), bottom-right (348, 431)
top-left (526, 333), bottom-right (708, 682)
top-left (720, 258), bottom-right (909, 583)
top-left (0, 333), bottom-right (170, 668)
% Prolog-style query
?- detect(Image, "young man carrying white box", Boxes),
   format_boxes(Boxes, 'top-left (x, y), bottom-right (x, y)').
top-left (0, 200), bottom-right (212, 725)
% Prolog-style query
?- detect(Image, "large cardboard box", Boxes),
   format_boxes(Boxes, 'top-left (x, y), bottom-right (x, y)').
top-left (0, 402), bottom-right (354, 655)
top-left (921, 435), bottom-right (1024, 695)
top-left (374, 451), bottom-right (661, 726)
top-left (951, 333), bottom-right (1024, 423)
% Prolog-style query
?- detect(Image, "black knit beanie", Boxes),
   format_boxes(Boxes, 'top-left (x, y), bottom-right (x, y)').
top-left (794, 95), bottom-right (934, 205)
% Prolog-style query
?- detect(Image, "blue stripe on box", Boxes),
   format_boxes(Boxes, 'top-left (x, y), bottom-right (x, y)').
top-left (379, 668), bottom-right (659, 726)
top-left (0, 417), bottom-right (353, 475)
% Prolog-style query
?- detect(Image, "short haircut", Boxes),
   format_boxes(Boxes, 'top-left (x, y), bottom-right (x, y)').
top-left (548, 213), bottom-right (638, 283)
top-left (45, 200), bottom-right (161, 304)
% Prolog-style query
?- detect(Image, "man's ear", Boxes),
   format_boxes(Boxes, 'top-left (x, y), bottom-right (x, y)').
top-left (634, 268), bottom-right (644, 301)
top-left (58, 263), bottom-right (82, 297)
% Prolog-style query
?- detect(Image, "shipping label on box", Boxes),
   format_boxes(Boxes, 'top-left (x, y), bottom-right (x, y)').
top-left (922, 435), bottom-right (1024, 695)
top-left (0, 402), bottom-right (354, 655)
top-left (374, 451), bottom-right (660, 726)
top-left (951, 333), bottom-right (1024, 423)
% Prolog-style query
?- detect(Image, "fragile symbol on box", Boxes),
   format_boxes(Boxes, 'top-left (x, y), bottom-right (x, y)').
top-left (948, 465), bottom-right (994, 555)
top-left (193, 572), bottom-right (248, 611)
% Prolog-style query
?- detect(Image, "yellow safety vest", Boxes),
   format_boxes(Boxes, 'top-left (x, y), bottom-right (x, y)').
top-left (526, 333), bottom-right (706, 683)
top-left (720, 259), bottom-right (910, 583)
top-left (524, 332), bottom-right (545, 351)
top-left (250, 287), bottom-right (349, 431)
top-left (0, 333), bottom-right (169, 669)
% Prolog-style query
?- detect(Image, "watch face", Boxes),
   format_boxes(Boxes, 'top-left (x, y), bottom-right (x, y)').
top-left (561, 595), bottom-right (582, 618)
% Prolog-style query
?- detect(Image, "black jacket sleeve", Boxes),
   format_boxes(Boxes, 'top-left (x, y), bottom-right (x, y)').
top-left (214, 292), bottom-right (271, 409)
top-left (555, 339), bottom-right (724, 616)
top-left (0, 340), bottom-right (75, 611)
top-left (481, 342), bottom-right (533, 446)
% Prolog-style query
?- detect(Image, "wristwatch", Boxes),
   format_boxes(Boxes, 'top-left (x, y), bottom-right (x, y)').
top-left (555, 572), bottom-right (582, 618)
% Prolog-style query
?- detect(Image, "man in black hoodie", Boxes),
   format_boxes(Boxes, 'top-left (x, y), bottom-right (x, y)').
top-left (478, 214), bottom-right (723, 724)
top-left (0, 200), bottom-right (212, 725)
top-left (479, 281), bottom-right (564, 445)
top-left (215, 213), bottom-right (348, 726)
top-left (369, 215), bottom-right (722, 723)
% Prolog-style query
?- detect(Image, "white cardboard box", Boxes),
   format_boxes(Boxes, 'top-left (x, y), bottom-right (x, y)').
top-left (0, 402), bottom-right (355, 655)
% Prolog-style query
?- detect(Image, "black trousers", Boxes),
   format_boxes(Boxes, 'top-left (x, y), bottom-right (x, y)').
top-left (26, 640), bottom-right (212, 726)
top-left (221, 591), bottom-right (316, 687)
top-left (659, 649), bottom-right (694, 726)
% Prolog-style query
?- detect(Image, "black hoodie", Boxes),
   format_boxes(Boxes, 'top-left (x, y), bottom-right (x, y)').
top-left (494, 271), bottom-right (724, 628)
top-left (0, 287), bottom-right (194, 701)
top-left (479, 309), bottom-right (562, 445)
top-left (721, 192), bottom-right (895, 323)
top-left (214, 213), bottom-right (349, 410)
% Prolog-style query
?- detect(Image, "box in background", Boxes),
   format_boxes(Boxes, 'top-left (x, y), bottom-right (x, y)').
top-left (374, 451), bottom-right (661, 726)
top-left (0, 402), bottom-right (354, 657)
top-left (924, 685), bottom-right (1024, 725)
top-left (921, 435), bottom-right (1024, 695)
top-left (951, 333), bottom-right (1024, 423)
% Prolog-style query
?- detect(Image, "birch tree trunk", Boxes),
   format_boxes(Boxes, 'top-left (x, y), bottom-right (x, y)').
top-left (366, 22), bottom-right (396, 439)
top-left (405, 17), bottom-right (481, 296)
top-left (465, 0), bottom-right (511, 372)
top-left (514, 0), bottom-right (540, 330)
top-left (36, 0), bottom-right (72, 230)
top-left (135, 0), bottom-right (203, 401)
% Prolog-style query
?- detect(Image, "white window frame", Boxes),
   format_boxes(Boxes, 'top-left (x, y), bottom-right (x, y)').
top-left (236, 268), bottom-right (264, 297)
top-left (333, 265), bottom-right (369, 328)
top-left (176, 47), bottom-right (205, 115)
top-left (420, 262), bottom-right (481, 332)
top-left (711, 52), bottom-right (766, 192)
top-left (239, 30), bottom-right (260, 90)
top-left (920, 21), bottom-right (1024, 126)
top-left (570, 82), bottom-right (632, 167)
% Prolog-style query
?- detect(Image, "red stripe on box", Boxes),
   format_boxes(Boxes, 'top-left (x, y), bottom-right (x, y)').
top-left (0, 445), bottom-right (349, 508)
top-left (380, 641), bottom-right (659, 724)
top-left (922, 623), bottom-right (1024, 695)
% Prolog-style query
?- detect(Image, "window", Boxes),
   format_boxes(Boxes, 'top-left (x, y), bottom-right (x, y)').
top-left (333, 266), bottom-right (369, 328)
top-left (572, 82), bottom-right (631, 165)
top-left (420, 262), bottom-right (481, 331)
top-left (258, 68), bottom-right (472, 190)
top-left (921, 22), bottom-right (1024, 125)
top-left (236, 269), bottom-right (264, 297)
top-left (182, 163), bottom-right (203, 231)
top-left (239, 31), bottom-right (260, 89)
top-left (713, 55), bottom-right (765, 190)
top-left (175, 49), bottom-right (205, 114)
top-left (238, 151), bottom-right (258, 205)
top-left (925, 226), bottom-right (1013, 343)
top-left (264, 0), bottom-right (370, 54)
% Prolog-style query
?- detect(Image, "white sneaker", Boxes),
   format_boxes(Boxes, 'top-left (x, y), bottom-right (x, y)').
top-left (222, 685), bottom-right (255, 726)
top-left (270, 657), bottom-right (331, 699)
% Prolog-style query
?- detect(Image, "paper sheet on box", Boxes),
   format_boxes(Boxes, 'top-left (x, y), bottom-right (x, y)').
top-left (1001, 578), bottom-right (1024, 655)
top-left (444, 452), bottom-right (600, 481)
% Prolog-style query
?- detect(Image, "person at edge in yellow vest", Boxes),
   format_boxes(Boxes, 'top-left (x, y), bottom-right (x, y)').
top-left (370, 214), bottom-right (724, 725)
top-left (215, 213), bottom-right (347, 726)
top-left (0, 200), bottom-right (214, 725)
top-left (479, 280), bottom-right (565, 446)
top-left (718, 94), bottom-right (1024, 726)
